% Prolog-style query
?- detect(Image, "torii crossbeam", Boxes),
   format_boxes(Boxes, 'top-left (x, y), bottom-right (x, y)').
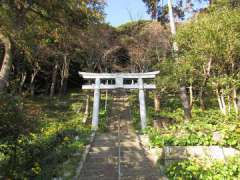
top-left (79, 71), bottom-right (159, 130)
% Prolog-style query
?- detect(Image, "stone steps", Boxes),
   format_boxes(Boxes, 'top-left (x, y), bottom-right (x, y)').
top-left (80, 94), bottom-right (163, 180)
top-left (121, 175), bottom-right (162, 180)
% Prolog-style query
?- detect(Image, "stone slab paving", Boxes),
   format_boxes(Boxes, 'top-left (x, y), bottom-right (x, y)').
top-left (80, 92), bottom-right (164, 180)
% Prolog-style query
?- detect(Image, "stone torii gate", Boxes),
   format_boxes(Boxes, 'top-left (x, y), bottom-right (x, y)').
top-left (79, 71), bottom-right (159, 130)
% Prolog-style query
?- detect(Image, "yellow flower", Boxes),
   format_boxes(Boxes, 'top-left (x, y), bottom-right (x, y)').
top-left (32, 162), bottom-right (41, 175)
top-left (64, 136), bottom-right (70, 142)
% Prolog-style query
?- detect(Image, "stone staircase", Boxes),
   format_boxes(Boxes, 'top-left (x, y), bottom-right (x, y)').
top-left (80, 93), bottom-right (164, 180)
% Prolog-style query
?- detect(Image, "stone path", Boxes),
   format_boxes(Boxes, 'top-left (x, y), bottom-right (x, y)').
top-left (80, 92), bottom-right (163, 180)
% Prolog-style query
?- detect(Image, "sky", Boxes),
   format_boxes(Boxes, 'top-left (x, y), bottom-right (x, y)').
top-left (105, 0), bottom-right (209, 27)
top-left (105, 0), bottom-right (151, 27)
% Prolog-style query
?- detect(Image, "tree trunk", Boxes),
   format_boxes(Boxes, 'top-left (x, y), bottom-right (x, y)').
top-left (50, 62), bottom-right (58, 97)
top-left (180, 86), bottom-right (192, 120)
top-left (155, 47), bottom-right (161, 63)
top-left (0, 32), bottom-right (11, 91)
top-left (189, 85), bottom-right (193, 108)
top-left (168, 0), bottom-right (176, 36)
top-left (154, 92), bottom-right (161, 112)
top-left (227, 95), bottom-right (231, 114)
top-left (60, 55), bottom-right (70, 95)
top-left (19, 71), bottom-right (27, 94)
top-left (168, 0), bottom-right (178, 51)
top-left (220, 92), bottom-right (227, 115)
top-left (199, 59), bottom-right (212, 110)
top-left (30, 69), bottom-right (38, 97)
top-left (216, 89), bottom-right (223, 113)
top-left (217, 89), bottom-right (227, 115)
top-left (237, 96), bottom-right (240, 112)
top-left (233, 87), bottom-right (238, 114)
top-left (82, 95), bottom-right (90, 123)
top-left (105, 90), bottom-right (108, 111)
top-left (199, 86), bottom-right (206, 110)
top-left (209, 0), bottom-right (213, 5)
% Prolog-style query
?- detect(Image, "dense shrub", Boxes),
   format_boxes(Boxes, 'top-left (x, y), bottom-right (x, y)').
top-left (146, 108), bottom-right (240, 149)
top-left (166, 157), bottom-right (240, 179)
top-left (0, 93), bottom-right (36, 139)
top-left (129, 92), bottom-right (240, 149)
top-left (0, 94), bottom-right (91, 179)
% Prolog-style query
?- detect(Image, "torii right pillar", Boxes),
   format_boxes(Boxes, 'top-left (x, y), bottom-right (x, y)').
top-left (138, 78), bottom-right (147, 130)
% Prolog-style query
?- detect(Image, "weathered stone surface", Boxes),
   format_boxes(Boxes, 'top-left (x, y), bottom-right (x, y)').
top-left (138, 130), bottom-right (240, 171)
top-left (212, 131), bottom-right (224, 143)
top-left (163, 146), bottom-right (240, 165)
top-left (186, 146), bottom-right (208, 159)
top-left (164, 146), bottom-right (188, 160)
top-left (223, 147), bottom-right (240, 159)
top-left (208, 146), bottom-right (225, 160)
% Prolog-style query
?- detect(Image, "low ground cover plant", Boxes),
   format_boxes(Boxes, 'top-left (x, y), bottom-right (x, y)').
top-left (129, 93), bottom-right (240, 149)
top-left (166, 157), bottom-right (240, 179)
top-left (0, 93), bottom-right (91, 179)
top-left (146, 108), bottom-right (240, 149)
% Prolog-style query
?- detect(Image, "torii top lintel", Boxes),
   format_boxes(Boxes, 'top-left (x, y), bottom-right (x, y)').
top-left (79, 71), bottom-right (159, 90)
top-left (79, 71), bottom-right (159, 79)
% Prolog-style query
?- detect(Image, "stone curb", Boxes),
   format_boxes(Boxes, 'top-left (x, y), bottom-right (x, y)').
top-left (73, 131), bottom-right (96, 180)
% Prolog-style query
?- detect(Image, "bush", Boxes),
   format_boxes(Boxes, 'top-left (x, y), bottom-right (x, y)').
top-left (0, 94), bottom-right (91, 179)
top-left (145, 107), bottom-right (240, 149)
top-left (0, 93), bottom-right (36, 139)
top-left (166, 157), bottom-right (240, 179)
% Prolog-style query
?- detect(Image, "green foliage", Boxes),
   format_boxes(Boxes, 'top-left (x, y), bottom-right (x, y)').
top-left (145, 107), bottom-right (240, 149)
top-left (98, 94), bottom-right (113, 132)
top-left (175, 6), bottom-right (240, 92)
top-left (156, 59), bottom-right (178, 91)
top-left (0, 0), bottom-right (105, 95)
top-left (117, 20), bottom-right (150, 34)
top-left (211, 0), bottom-right (240, 9)
top-left (129, 92), bottom-right (142, 131)
top-left (166, 157), bottom-right (240, 179)
top-left (0, 93), bottom-right (37, 139)
top-left (0, 93), bottom-right (91, 179)
top-left (99, 109), bottom-right (108, 132)
top-left (142, 0), bottom-right (191, 22)
top-left (129, 91), bottom-right (240, 149)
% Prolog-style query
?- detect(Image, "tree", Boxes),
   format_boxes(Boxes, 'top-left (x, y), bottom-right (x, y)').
top-left (168, 0), bottom-right (192, 120)
top-left (175, 6), bottom-right (240, 114)
top-left (0, 0), bottom-right (105, 93)
top-left (142, 0), bottom-right (210, 23)
top-left (142, 0), bottom-right (160, 20)
top-left (117, 21), bottom-right (171, 73)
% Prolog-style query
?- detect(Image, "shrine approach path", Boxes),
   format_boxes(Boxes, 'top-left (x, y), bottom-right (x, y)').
top-left (80, 91), bottom-right (165, 180)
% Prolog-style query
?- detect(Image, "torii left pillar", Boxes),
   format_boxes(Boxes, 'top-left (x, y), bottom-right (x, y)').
top-left (92, 78), bottom-right (100, 130)
top-left (138, 78), bottom-right (147, 130)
